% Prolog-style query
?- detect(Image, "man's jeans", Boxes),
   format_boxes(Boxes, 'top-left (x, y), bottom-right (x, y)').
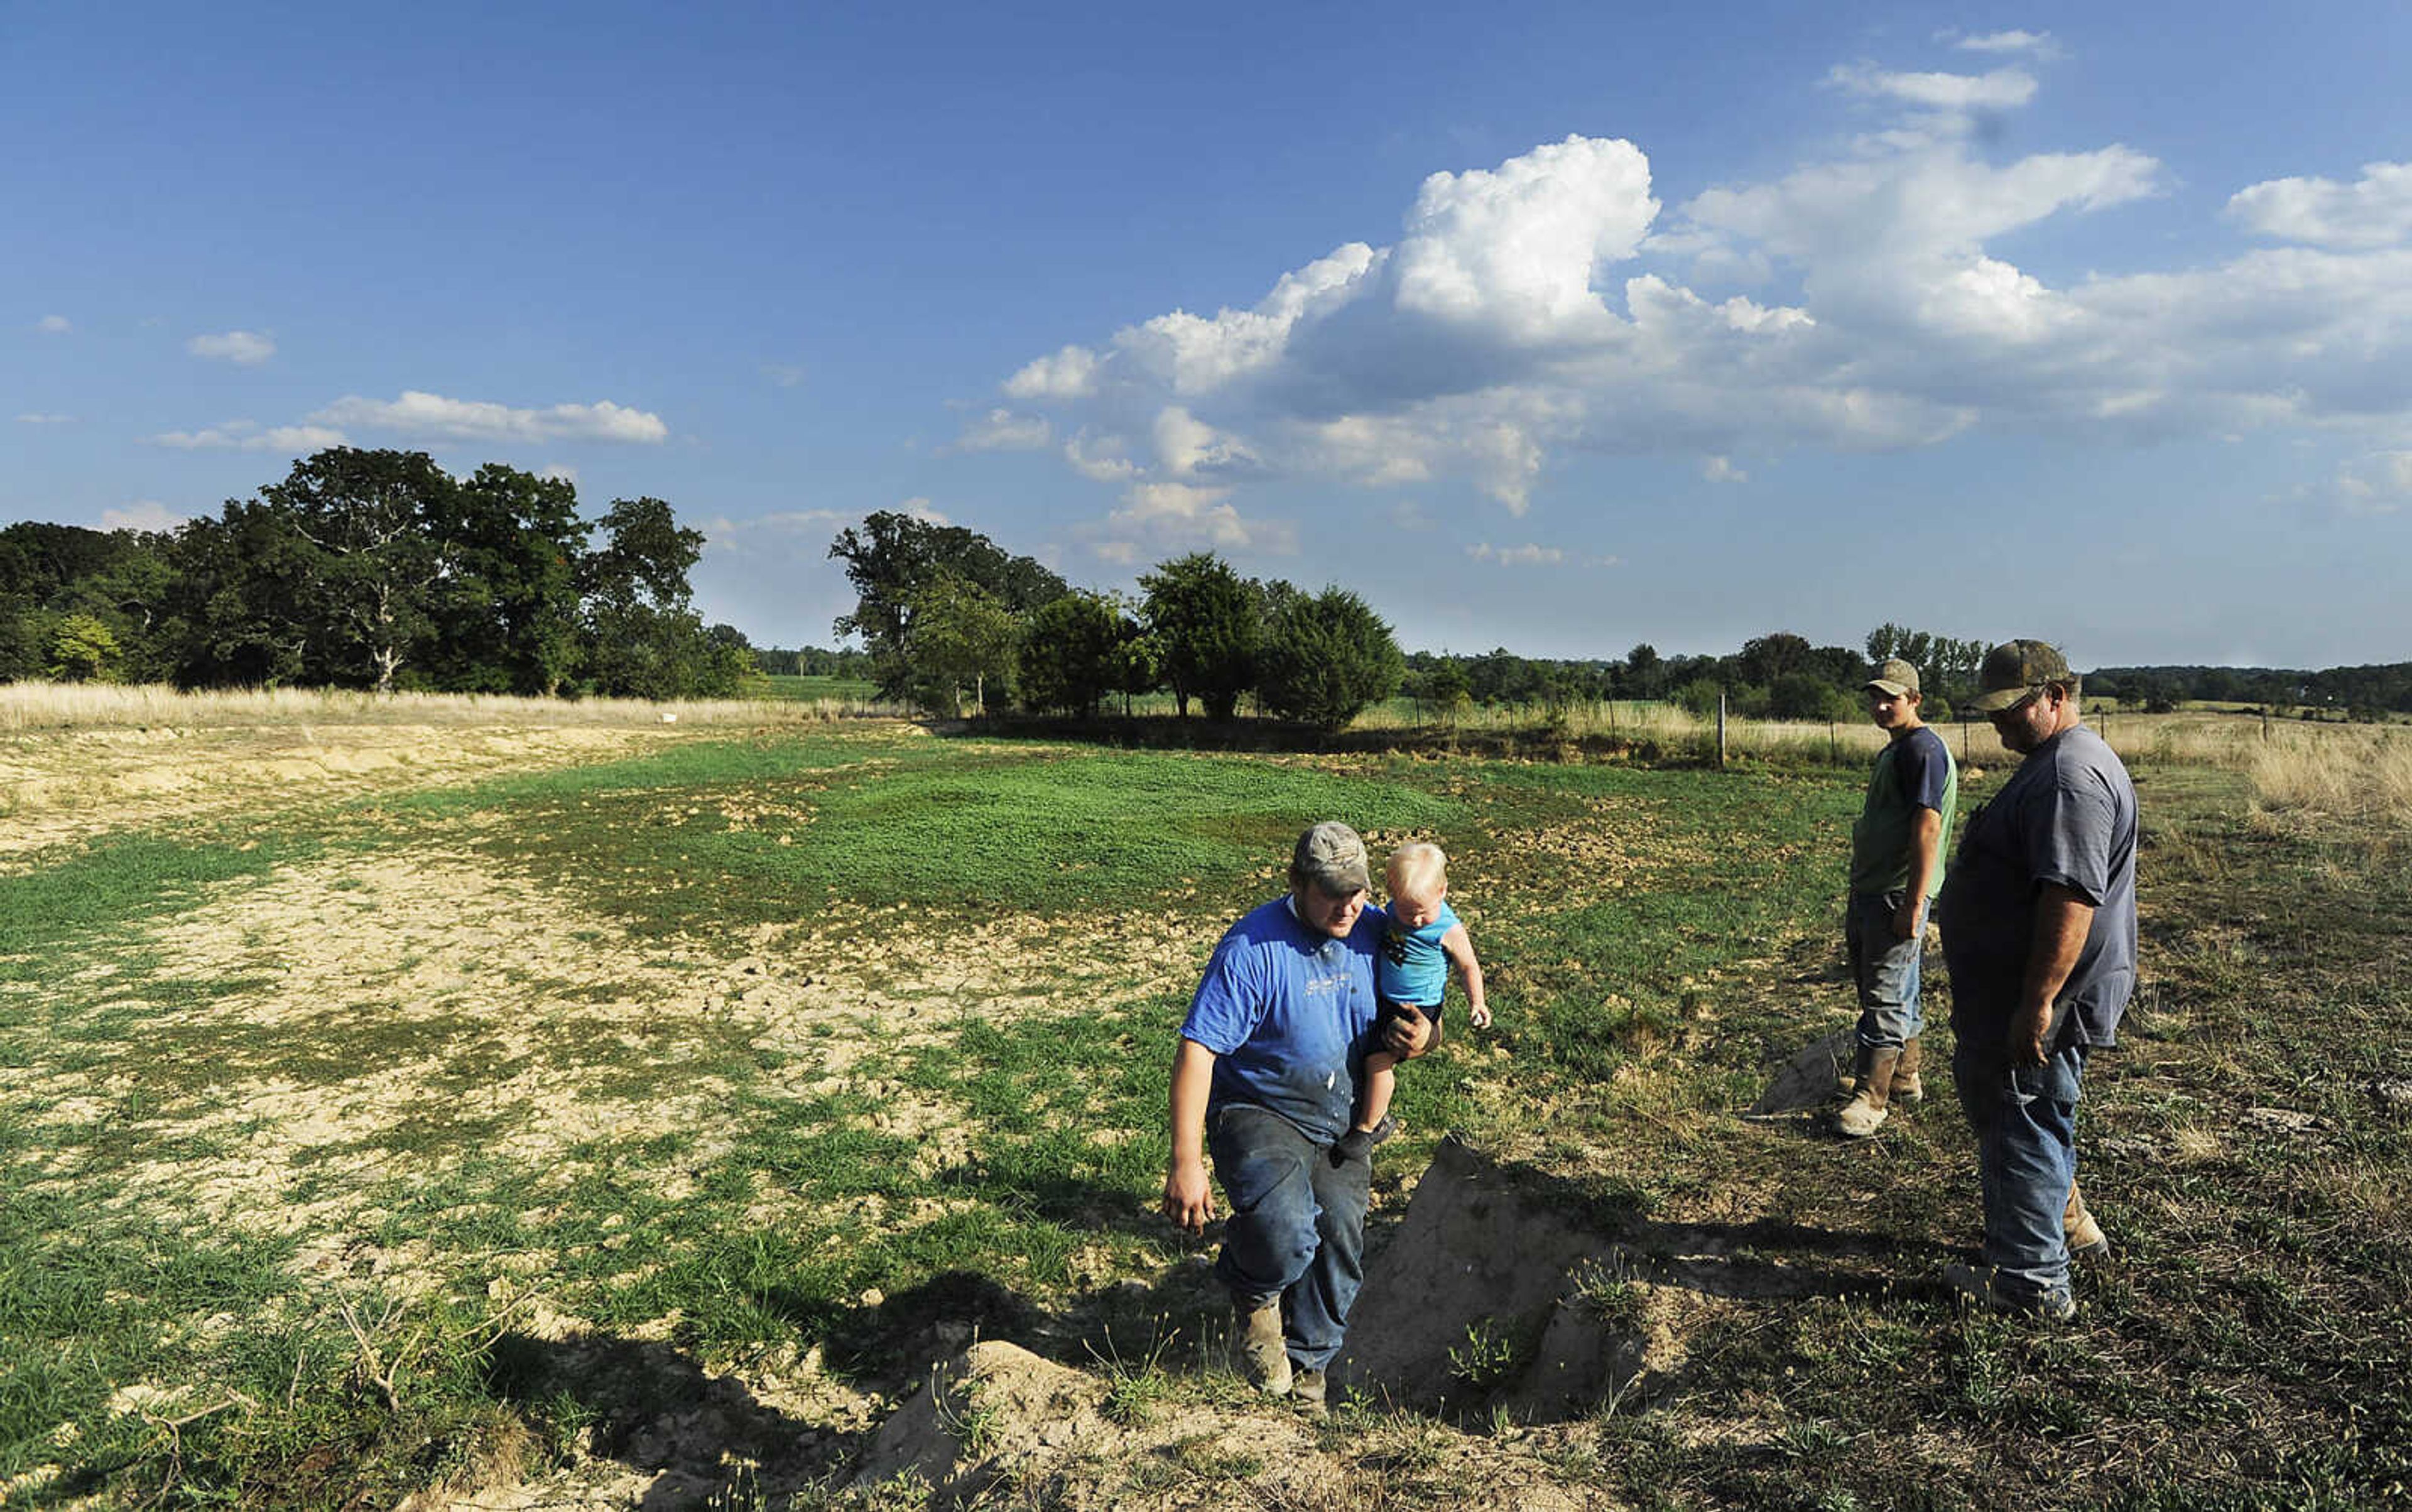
top-left (1847, 890), bottom-right (1926, 1049)
top-left (1207, 1102), bottom-right (1371, 1373)
top-left (1953, 1035), bottom-right (2087, 1298)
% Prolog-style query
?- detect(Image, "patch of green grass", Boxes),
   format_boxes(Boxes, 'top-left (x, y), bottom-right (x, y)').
top-left (0, 832), bottom-right (313, 984)
top-left (439, 738), bottom-right (1465, 930)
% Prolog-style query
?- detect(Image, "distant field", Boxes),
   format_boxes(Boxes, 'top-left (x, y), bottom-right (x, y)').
top-left (758, 673), bottom-right (883, 703)
top-left (1, 691), bottom-right (2406, 1505)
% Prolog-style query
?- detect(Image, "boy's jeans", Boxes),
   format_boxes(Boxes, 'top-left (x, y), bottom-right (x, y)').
top-left (1953, 1036), bottom-right (2088, 1298)
top-left (1846, 889), bottom-right (1925, 1049)
top-left (1207, 1102), bottom-right (1371, 1373)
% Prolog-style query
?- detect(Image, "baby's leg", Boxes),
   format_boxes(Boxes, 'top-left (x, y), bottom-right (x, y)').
top-left (1333, 1055), bottom-right (1401, 1165)
top-left (1355, 1053), bottom-right (1397, 1133)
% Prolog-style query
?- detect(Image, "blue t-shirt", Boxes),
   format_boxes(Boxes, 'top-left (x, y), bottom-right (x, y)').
top-left (1378, 900), bottom-right (1461, 1008)
top-left (1178, 896), bottom-right (1386, 1141)
top-left (1938, 725), bottom-right (2138, 1047)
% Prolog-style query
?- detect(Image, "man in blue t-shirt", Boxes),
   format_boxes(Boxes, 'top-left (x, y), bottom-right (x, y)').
top-left (1938, 640), bottom-right (2138, 1322)
top-left (1836, 658), bottom-right (1958, 1138)
top-left (1162, 822), bottom-right (1438, 1413)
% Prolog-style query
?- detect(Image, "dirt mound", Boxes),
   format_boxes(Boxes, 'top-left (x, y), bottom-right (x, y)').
top-left (1340, 1140), bottom-right (1688, 1423)
top-left (1744, 1025), bottom-right (1855, 1118)
top-left (848, 1341), bottom-right (1354, 1508)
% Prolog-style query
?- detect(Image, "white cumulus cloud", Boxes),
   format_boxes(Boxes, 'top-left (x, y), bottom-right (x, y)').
top-left (1063, 433), bottom-right (1141, 482)
top-left (1391, 136), bottom-right (1656, 343)
top-left (148, 421), bottom-right (349, 452)
top-left (953, 408), bottom-right (1053, 452)
top-left (187, 330), bottom-right (276, 364)
top-left (1090, 481), bottom-right (1296, 561)
top-left (1466, 542), bottom-right (1565, 566)
top-left (310, 391), bottom-right (669, 444)
top-left (1948, 30), bottom-right (2058, 57)
top-left (985, 52), bottom-right (2412, 541)
top-left (2229, 162), bottom-right (2412, 249)
top-left (1828, 63), bottom-right (2038, 112)
top-left (102, 501), bottom-right (186, 531)
top-left (2334, 450), bottom-right (2412, 514)
top-left (36, 315), bottom-right (70, 334)
top-left (1004, 344), bottom-right (1102, 400)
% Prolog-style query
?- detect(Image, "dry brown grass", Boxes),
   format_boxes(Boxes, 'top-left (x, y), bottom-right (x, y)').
top-left (0, 679), bottom-right (887, 732)
top-left (2242, 722), bottom-right (2412, 825)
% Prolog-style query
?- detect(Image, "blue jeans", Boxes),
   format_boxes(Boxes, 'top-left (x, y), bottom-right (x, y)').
top-left (1953, 1036), bottom-right (2087, 1298)
top-left (1847, 890), bottom-right (1926, 1049)
top-left (1207, 1102), bottom-right (1371, 1372)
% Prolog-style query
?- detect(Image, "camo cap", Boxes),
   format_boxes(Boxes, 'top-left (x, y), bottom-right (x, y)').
top-left (1865, 658), bottom-right (1921, 697)
top-left (1290, 820), bottom-right (1371, 896)
top-left (1968, 639), bottom-right (2075, 712)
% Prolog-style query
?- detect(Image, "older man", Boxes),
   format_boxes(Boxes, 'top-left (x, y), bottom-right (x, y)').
top-left (1937, 641), bottom-right (2136, 1320)
top-left (1162, 821), bottom-right (1437, 1413)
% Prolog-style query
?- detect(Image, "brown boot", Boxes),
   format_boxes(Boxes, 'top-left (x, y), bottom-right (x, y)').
top-left (1891, 1036), bottom-right (1924, 1105)
top-left (1837, 1044), bottom-right (1902, 1138)
top-left (1236, 1299), bottom-right (1292, 1396)
top-left (2065, 1178), bottom-right (2110, 1260)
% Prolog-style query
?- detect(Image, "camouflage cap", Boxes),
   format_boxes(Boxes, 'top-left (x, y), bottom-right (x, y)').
top-left (1865, 658), bottom-right (1921, 697)
top-left (1290, 820), bottom-right (1370, 896)
top-left (1968, 639), bottom-right (2074, 712)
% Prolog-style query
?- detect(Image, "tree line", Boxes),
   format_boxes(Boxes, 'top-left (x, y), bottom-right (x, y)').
top-left (823, 514), bottom-right (2016, 729)
top-left (0, 448), bottom-right (756, 699)
top-left (827, 511), bottom-right (1404, 729)
top-left (2088, 664), bottom-right (2412, 720)
top-left (16, 473), bottom-right (2402, 724)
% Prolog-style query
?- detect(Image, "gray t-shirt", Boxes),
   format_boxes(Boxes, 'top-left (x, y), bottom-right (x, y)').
top-left (1937, 724), bottom-right (2138, 1046)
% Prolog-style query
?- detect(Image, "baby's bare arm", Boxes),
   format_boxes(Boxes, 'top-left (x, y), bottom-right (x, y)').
top-left (1443, 922), bottom-right (1489, 1027)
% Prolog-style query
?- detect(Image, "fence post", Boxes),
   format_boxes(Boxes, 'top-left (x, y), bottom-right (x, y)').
top-left (2263, 705), bottom-right (2271, 741)
top-left (1829, 717), bottom-right (1837, 763)
top-left (1717, 690), bottom-right (1728, 770)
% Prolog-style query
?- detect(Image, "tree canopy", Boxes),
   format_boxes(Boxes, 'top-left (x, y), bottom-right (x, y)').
top-left (0, 448), bottom-right (744, 698)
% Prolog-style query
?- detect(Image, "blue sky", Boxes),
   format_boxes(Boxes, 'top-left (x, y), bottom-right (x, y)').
top-left (7, 1), bottom-right (2409, 668)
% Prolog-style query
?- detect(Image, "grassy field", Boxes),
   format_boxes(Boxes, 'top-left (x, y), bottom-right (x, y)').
top-left (2, 693), bottom-right (2407, 1507)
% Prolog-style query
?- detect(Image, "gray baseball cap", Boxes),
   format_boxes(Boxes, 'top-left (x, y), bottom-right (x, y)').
top-left (1291, 820), bottom-right (1370, 896)
top-left (1968, 639), bottom-right (2074, 712)
top-left (1866, 658), bottom-right (1921, 697)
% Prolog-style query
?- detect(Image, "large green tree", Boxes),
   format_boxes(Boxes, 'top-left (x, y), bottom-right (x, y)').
top-left (903, 574), bottom-right (1018, 717)
top-left (423, 464), bottom-right (587, 695)
top-left (0, 523), bottom-right (177, 683)
top-left (576, 497), bottom-right (744, 700)
top-left (1256, 586), bottom-right (1404, 731)
top-left (829, 511), bottom-right (1066, 699)
top-left (161, 503), bottom-right (320, 687)
top-left (1018, 590), bottom-right (1127, 717)
top-left (259, 448), bottom-right (457, 693)
top-left (1139, 552), bottom-right (1259, 719)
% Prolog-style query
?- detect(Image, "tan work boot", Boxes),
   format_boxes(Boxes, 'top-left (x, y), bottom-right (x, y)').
top-left (1237, 1299), bottom-right (1291, 1396)
top-left (1291, 1368), bottom-right (1328, 1417)
top-left (1837, 1045), bottom-right (1903, 1138)
top-left (1892, 1036), bottom-right (1925, 1105)
top-left (2065, 1178), bottom-right (2110, 1260)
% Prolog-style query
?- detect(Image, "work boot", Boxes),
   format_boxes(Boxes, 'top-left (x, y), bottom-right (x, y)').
top-left (1944, 1262), bottom-right (2077, 1321)
top-left (1836, 1045), bottom-right (1903, 1138)
top-left (2065, 1179), bottom-right (2110, 1261)
top-left (1291, 1367), bottom-right (1328, 1418)
top-left (1236, 1299), bottom-right (1291, 1397)
top-left (1892, 1036), bottom-right (1925, 1105)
